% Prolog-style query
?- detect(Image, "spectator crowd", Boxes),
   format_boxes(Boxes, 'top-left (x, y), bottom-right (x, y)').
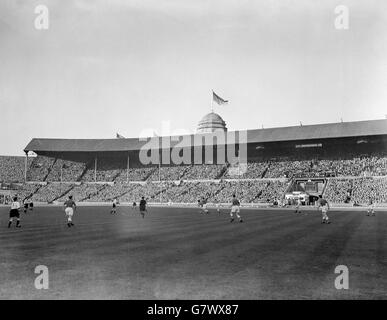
top-left (325, 177), bottom-right (387, 204)
top-left (1, 153), bottom-right (386, 205)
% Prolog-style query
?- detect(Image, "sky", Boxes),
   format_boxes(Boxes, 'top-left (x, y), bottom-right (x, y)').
top-left (0, 0), bottom-right (386, 155)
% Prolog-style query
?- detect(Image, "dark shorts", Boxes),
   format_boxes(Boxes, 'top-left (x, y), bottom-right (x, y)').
top-left (113, 204), bottom-right (116, 208)
top-left (10, 209), bottom-right (20, 218)
top-left (140, 207), bottom-right (146, 212)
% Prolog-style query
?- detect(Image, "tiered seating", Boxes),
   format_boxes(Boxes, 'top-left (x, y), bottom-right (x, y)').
top-left (351, 177), bottom-right (387, 203)
top-left (31, 183), bottom-right (74, 203)
top-left (115, 167), bottom-right (156, 182)
top-left (46, 159), bottom-right (86, 182)
top-left (16, 183), bottom-right (41, 201)
top-left (81, 163), bottom-right (122, 182)
top-left (115, 183), bottom-right (161, 203)
top-left (325, 177), bottom-right (387, 204)
top-left (265, 160), bottom-right (313, 178)
top-left (147, 166), bottom-right (188, 181)
top-left (183, 164), bottom-right (226, 180)
top-left (27, 156), bottom-right (55, 181)
top-left (223, 162), bottom-right (268, 179)
top-left (2, 153), bottom-right (385, 204)
top-left (58, 184), bottom-right (105, 202)
top-left (324, 179), bottom-right (352, 203)
top-left (158, 181), bottom-right (221, 203)
top-left (0, 156), bottom-right (31, 183)
top-left (258, 180), bottom-right (289, 202)
top-left (264, 155), bottom-right (387, 178)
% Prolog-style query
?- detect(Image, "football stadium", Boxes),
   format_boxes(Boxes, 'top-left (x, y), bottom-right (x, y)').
top-left (1, 114), bottom-right (387, 299)
top-left (2, 0), bottom-right (387, 303)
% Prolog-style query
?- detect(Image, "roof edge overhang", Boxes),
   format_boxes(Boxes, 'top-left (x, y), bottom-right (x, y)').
top-left (24, 119), bottom-right (387, 153)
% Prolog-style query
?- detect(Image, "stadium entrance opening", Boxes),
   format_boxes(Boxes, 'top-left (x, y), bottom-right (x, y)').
top-left (286, 178), bottom-right (326, 205)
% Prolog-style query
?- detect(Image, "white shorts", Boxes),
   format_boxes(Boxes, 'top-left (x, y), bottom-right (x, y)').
top-left (65, 207), bottom-right (74, 216)
top-left (321, 205), bottom-right (328, 214)
top-left (231, 205), bottom-right (240, 213)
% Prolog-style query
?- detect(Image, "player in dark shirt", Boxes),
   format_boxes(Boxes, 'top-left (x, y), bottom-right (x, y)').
top-left (139, 197), bottom-right (147, 218)
top-left (318, 195), bottom-right (330, 224)
top-left (230, 194), bottom-right (243, 223)
top-left (200, 197), bottom-right (209, 214)
top-left (23, 200), bottom-right (29, 214)
top-left (111, 198), bottom-right (118, 214)
top-left (64, 195), bottom-right (76, 227)
top-left (197, 199), bottom-right (202, 213)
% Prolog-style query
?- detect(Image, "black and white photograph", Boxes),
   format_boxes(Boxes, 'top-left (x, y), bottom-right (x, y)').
top-left (0, 0), bottom-right (387, 306)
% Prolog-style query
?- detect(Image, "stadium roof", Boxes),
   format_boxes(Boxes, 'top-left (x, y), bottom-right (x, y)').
top-left (247, 118), bottom-right (387, 143)
top-left (24, 119), bottom-right (387, 153)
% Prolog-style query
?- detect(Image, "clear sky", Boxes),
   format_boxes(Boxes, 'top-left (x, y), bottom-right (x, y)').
top-left (1, 0), bottom-right (386, 155)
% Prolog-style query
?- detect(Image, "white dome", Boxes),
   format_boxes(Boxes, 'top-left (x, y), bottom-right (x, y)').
top-left (197, 112), bottom-right (227, 133)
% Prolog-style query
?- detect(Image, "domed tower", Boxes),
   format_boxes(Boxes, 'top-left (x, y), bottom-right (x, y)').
top-left (196, 112), bottom-right (227, 133)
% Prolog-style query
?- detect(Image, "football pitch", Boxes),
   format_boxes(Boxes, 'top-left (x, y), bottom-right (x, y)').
top-left (0, 205), bottom-right (386, 300)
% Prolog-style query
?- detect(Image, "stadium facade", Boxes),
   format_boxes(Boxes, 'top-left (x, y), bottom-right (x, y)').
top-left (24, 118), bottom-right (387, 166)
top-left (1, 116), bottom-right (386, 206)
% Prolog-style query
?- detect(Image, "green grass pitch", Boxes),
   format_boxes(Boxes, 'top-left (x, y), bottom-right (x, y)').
top-left (1, 205), bottom-right (386, 299)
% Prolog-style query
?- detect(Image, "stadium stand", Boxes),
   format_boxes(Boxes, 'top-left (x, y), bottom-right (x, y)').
top-left (46, 159), bottom-right (87, 182)
top-left (0, 156), bottom-right (32, 183)
top-left (115, 167), bottom-right (156, 182)
top-left (183, 164), bottom-right (227, 180)
top-left (324, 177), bottom-right (387, 204)
top-left (322, 179), bottom-right (352, 203)
top-left (1, 119), bottom-right (386, 205)
top-left (31, 183), bottom-right (74, 203)
top-left (27, 156), bottom-right (55, 182)
top-left (147, 165), bottom-right (189, 181)
top-left (2, 153), bottom-right (386, 205)
top-left (16, 183), bottom-right (42, 202)
top-left (57, 183), bottom-right (106, 202)
top-left (223, 162), bottom-right (267, 179)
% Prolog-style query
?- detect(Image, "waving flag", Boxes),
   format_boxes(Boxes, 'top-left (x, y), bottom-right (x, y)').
top-left (212, 91), bottom-right (228, 105)
top-left (116, 133), bottom-right (125, 139)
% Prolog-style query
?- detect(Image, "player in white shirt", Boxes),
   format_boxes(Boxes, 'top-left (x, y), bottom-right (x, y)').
top-left (8, 196), bottom-right (21, 228)
top-left (294, 198), bottom-right (302, 213)
top-left (215, 198), bottom-right (221, 214)
top-left (366, 197), bottom-right (375, 216)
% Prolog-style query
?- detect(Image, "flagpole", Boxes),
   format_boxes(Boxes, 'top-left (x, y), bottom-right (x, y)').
top-left (211, 90), bottom-right (213, 113)
top-left (159, 150), bottom-right (162, 203)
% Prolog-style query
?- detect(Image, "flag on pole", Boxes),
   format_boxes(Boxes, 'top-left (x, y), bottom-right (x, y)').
top-left (116, 133), bottom-right (125, 139)
top-left (212, 90), bottom-right (228, 105)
